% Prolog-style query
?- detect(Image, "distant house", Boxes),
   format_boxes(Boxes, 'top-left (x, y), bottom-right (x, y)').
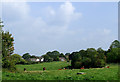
top-left (28, 56), bottom-right (44, 62)
top-left (59, 57), bottom-right (66, 61)
top-left (29, 58), bottom-right (40, 62)
top-left (40, 57), bottom-right (44, 62)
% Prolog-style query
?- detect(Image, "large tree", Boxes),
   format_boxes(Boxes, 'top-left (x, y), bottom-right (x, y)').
top-left (2, 32), bottom-right (14, 58)
top-left (1, 19), bottom-right (16, 70)
top-left (110, 40), bottom-right (120, 49)
top-left (46, 50), bottom-right (60, 61)
top-left (106, 48), bottom-right (120, 63)
top-left (1, 19), bottom-right (14, 58)
top-left (22, 53), bottom-right (31, 60)
top-left (9, 54), bottom-right (26, 64)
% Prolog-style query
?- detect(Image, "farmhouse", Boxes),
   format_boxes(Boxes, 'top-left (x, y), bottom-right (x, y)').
top-left (29, 58), bottom-right (40, 62)
top-left (40, 57), bottom-right (44, 62)
top-left (59, 57), bottom-right (66, 61)
top-left (29, 56), bottom-right (44, 62)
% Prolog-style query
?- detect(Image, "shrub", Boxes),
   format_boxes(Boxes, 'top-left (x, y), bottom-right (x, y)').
top-left (2, 60), bottom-right (16, 71)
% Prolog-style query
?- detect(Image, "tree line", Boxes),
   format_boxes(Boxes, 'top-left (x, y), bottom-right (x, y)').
top-left (69, 40), bottom-right (120, 68)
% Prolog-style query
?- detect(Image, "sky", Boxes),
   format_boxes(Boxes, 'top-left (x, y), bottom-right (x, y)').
top-left (2, 1), bottom-right (118, 56)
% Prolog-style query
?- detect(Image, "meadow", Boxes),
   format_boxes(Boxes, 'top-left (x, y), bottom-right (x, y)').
top-left (2, 61), bottom-right (119, 80)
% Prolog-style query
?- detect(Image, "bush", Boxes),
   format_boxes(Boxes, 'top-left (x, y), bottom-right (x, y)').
top-left (2, 60), bottom-right (16, 71)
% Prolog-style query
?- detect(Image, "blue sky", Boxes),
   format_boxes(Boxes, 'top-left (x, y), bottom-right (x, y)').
top-left (2, 2), bottom-right (118, 56)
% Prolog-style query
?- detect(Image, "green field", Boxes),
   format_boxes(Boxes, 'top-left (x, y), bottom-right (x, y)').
top-left (2, 61), bottom-right (119, 80)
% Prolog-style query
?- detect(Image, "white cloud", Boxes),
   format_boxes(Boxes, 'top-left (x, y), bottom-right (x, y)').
top-left (103, 28), bottom-right (111, 35)
top-left (2, 1), bottom-right (30, 22)
top-left (59, 1), bottom-right (82, 25)
top-left (44, 1), bottom-right (82, 27)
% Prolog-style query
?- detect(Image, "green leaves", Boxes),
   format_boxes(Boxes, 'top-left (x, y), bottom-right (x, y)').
top-left (22, 53), bottom-right (31, 60)
top-left (2, 31), bottom-right (14, 57)
top-left (71, 48), bottom-right (106, 68)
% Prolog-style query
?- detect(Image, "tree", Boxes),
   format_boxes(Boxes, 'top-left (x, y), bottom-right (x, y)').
top-left (71, 48), bottom-right (106, 68)
top-left (110, 40), bottom-right (120, 49)
top-left (9, 54), bottom-right (26, 64)
top-left (97, 47), bottom-right (106, 61)
top-left (0, 19), bottom-right (3, 69)
top-left (65, 53), bottom-right (70, 56)
top-left (54, 56), bottom-right (60, 61)
top-left (59, 53), bottom-right (64, 57)
top-left (70, 52), bottom-right (82, 68)
top-left (46, 50), bottom-right (60, 61)
top-left (79, 50), bottom-right (86, 58)
top-left (82, 57), bottom-right (91, 68)
top-left (106, 40), bottom-right (120, 63)
top-left (2, 32), bottom-right (14, 58)
top-left (1, 19), bottom-right (16, 71)
top-left (52, 50), bottom-right (60, 56)
top-left (42, 55), bottom-right (50, 62)
top-left (30, 55), bottom-right (37, 58)
top-left (0, 18), bottom-right (3, 55)
top-left (106, 48), bottom-right (120, 63)
top-left (22, 53), bottom-right (31, 60)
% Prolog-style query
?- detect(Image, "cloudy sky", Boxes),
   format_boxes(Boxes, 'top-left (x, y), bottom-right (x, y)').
top-left (2, 1), bottom-right (118, 56)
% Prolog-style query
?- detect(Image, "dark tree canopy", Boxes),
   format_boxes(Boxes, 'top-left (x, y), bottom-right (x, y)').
top-left (46, 50), bottom-right (60, 61)
top-left (65, 53), bottom-right (70, 56)
top-left (22, 53), bottom-right (31, 60)
top-left (71, 48), bottom-right (106, 68)
top-left (110, 40), bottom-right (120, 49)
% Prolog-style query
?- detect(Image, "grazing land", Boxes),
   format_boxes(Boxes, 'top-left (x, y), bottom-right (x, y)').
top-left (2, 61), bottom-right (118, 80)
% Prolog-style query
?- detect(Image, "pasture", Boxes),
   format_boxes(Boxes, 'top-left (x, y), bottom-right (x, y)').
top-left (2, 61), bottom-right (119, 80)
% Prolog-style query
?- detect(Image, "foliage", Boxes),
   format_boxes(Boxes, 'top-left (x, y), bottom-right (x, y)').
top-left (22, 53), bottom-right (31, 60)
top-left (110, 40), bottom-right (120, 49)
top-left (9, 54), bottom-right (27, 64)
top-left (46, 51), bottom-right (60, 61)
top-left (82, 57), bottom-right (91, 68)
top-left (42, 55), bottom-right (50, 62)
top-left (71, 48), bottom-right (106, 68)
top-left (2, 31), bottom-right (14, 57)
top-left (59, 53), bottom-right (64, 57)
top-left (106, 40), bottom-right (120, 63)
top-left (30, 55), bottom-right (37, 58)
top-left (65, 53), bottom-right (70, 56)
top-left (106, 48), bottom-right (120, 63)
top-left (1, 20), bottom-right (16, 71)
top-left (2, 60), bottom-right (16, 72)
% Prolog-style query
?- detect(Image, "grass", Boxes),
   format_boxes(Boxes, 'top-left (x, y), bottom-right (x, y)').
top-left (16, 61), bottom-right (71, 71)
top-left (2, 61), bottom-right (119, 80)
